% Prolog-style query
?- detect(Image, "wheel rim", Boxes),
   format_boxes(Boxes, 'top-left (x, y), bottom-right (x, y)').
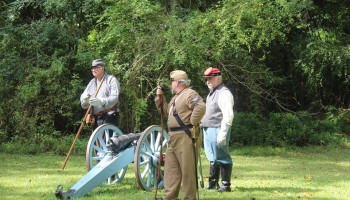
top-left (86, 123), bottom-right (128, 184)
top-left (134, 125), bottom-right (168, 190)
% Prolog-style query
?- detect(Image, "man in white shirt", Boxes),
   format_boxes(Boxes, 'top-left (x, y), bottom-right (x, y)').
top-left (80, 59), bottom-right (121, 130)
top-left (201, 67), bottom-right (234, 192)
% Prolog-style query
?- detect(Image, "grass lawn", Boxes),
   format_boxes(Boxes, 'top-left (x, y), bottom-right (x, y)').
top-left (0, 146), bottom-right (349, 200)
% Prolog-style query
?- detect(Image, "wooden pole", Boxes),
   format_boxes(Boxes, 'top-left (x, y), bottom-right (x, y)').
top-left (61, 75), bottom-right (105, 170)
top-left (154, 94), bottom-right (164, 199)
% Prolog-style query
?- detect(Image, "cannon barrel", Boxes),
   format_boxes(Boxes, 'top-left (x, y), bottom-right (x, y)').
top-left (108, 133), bottom-right (141, 153)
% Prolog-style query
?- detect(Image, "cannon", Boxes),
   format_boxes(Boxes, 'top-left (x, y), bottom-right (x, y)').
top-left (55, 124), bottom-right (168, 199)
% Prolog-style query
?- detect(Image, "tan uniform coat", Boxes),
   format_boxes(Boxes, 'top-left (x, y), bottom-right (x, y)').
top-left (155, 87), bottom-right (205, 200)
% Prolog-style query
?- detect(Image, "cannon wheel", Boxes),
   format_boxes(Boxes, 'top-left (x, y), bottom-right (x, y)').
top-left (134, 125), bottom-right (168, 190)
top-left (86, 124), bottom-right (128, 185)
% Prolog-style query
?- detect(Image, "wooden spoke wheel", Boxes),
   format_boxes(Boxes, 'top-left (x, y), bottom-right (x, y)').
top-left (86, 124), bottom-right (128, 185)
top-left (134, 125), bottom-right (168, 190)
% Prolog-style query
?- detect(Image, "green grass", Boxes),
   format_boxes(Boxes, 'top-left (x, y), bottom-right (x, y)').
top-left (0, 146), bottom-right (349, 200)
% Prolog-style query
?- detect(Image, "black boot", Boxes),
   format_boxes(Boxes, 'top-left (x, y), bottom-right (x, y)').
top-left (206, 163), bottom-right (220, 189)
top-left (217, 164), bottom-right (232, 192)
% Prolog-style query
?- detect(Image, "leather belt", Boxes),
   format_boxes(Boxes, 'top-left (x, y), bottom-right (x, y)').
top-left (94, 105), bottom-right (117, 118)
top-left (169, 124), bottom-right (193, 132)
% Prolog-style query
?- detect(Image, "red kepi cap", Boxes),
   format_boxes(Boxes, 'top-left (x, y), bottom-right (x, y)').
top-left (203, 67), bottom-right (221, 77)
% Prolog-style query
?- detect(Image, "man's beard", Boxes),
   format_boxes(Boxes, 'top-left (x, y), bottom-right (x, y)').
top-left (207, 83), bottom-right (213, 93)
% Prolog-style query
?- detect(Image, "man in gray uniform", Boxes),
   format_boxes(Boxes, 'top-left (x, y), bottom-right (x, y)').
top-left (80, 59), bottom-right (121, 130)
top-left (201, 67), bottom-right (234, 192)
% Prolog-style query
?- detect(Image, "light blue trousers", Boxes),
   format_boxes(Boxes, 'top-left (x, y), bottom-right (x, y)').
top-left (202, 127), bottom-right (232, 165)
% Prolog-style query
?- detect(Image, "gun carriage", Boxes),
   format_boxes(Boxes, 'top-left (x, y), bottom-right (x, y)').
top-left (55, 124), bottom-right (168, 199)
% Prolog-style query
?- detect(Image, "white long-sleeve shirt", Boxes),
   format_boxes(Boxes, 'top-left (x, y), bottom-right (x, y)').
top-left (218, 89), bottom-right (234, 128)
top-left (80, 73), bottom-right (120, 114)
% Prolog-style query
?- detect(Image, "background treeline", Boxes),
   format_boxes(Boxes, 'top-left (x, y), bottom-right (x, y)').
top-left (0, 0), bottom-right (349, 154)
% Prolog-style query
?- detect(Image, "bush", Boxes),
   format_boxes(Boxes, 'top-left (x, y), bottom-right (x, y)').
top-left (231, 111), bottom-right (349, 147)
top-left (1, 110), bottom-right (349, 155)
top-left (231, 113), bottom-right (267, 146)
top-left (0, 132), bottom-right (88, 156)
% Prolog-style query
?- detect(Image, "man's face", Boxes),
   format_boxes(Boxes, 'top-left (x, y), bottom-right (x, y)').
top-left (91, 65), bottom-right (104, 78)
top-left (206, 76), bottom-right (219, 92)
top-left (170, 79), bottom-right (177, 94)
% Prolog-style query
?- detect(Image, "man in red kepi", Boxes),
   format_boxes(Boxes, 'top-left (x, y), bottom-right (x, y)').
top-left (201, 67), bottom-right (234, 192)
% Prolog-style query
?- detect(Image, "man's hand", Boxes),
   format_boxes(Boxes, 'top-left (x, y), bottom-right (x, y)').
top-left (82, 94), bottom-right (90, 103)
top-left (156, 86), bottom-right (164, 96)
top-left (89, 98), bottom-right (104, 107)
top-left (217, 131), bottom-right (227, 147)
top-left (84, 94), bottom-right (90, 100)
top-left (217, 124), bottom-right (230, 147)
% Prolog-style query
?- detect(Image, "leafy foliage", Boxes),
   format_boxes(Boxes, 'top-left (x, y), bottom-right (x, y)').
top-left (232, 111), bottom-right (348, 147)
top-left (0, 0), bottom-right (349, 149)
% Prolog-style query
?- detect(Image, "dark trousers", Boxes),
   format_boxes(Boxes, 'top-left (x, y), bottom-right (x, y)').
top-left (93, 111), bottom-right (119, 131)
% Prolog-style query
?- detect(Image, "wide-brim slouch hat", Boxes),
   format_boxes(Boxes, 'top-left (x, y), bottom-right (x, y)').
top-left (170, 70), bottom-right (188, 81)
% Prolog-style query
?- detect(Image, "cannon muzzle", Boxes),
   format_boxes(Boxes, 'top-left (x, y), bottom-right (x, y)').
top-left (108, 133), bottom-right (141, 153)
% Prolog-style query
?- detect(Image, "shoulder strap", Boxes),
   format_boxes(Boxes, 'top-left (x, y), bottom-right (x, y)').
top-left (172, 100), bottom-right (193, 142)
